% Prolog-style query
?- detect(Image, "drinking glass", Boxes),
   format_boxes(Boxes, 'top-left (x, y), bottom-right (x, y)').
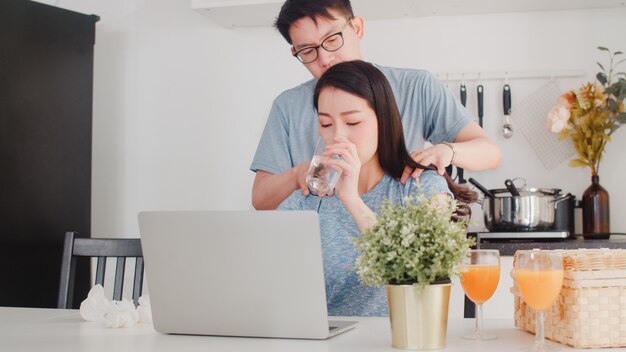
top-left (514, 250), bottom-right (564, 352)
top-left (306, 138), bottom-right (342, 196)
top-left (460, 249), bottom-right (500, 340)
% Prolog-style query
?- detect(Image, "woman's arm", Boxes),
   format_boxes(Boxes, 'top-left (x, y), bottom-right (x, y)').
top-left (325, 136), bottom-right (378, 232)
top-left (341, 197), bottom-right (377, 233)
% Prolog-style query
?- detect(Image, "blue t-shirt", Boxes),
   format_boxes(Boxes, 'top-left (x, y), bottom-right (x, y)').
top-left (250, 65), bottom-right (473, 174)
top-left (278, 170), bottom-right (451, 317)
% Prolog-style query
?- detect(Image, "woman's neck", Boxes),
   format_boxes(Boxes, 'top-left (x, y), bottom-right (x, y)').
top-left (358, 156), bottom-right (385, 195)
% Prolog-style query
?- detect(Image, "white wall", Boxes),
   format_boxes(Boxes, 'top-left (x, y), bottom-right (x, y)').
top-left (37, 0), bottom-right (626, 317)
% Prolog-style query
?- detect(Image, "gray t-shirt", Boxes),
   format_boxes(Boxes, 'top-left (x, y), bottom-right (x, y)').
top-left (250, 65), bottom-right (473, 174)
top-left (278, 170), bottom-right (451, 316)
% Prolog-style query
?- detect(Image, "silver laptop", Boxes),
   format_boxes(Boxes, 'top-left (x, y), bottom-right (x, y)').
top-left (138, 210), bottom-right (357, 339)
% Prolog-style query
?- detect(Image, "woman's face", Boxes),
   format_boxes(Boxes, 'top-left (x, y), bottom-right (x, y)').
top-left (317, 86), bottom-right (378, 166)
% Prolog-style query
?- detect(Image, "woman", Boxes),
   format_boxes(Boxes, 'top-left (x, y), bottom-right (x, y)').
top-left (279, 60), bottom-right (476, 316)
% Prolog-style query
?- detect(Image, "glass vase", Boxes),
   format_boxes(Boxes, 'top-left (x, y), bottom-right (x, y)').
top-left (582, 175), bottom-right (610, 239)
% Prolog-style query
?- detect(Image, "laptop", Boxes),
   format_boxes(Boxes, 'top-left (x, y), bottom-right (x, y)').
top-left (138, 210), bottom-right (357, 339)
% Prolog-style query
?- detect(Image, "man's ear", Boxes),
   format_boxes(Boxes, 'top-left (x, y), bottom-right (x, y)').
top-left (351, 16), bottom-right (365, 39)
top-left (291, 46), bottom-right (296, 55)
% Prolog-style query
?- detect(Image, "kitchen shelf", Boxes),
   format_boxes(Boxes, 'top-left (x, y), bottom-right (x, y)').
top-left (191, 0), bottom-right (626, 28)
top-left (433, 70), bottom-right (586, 83)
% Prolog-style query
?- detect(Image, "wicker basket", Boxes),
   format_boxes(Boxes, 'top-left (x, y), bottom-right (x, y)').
top-left (513, 248), bottom-right (626, 349)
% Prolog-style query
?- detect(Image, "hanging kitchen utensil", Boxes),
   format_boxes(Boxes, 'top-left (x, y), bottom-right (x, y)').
top-left (457, 83), bottom-right (466, 184)
top-left (460, 82), bottom-right (467, 107)
top-left (477, 84), bottom-right (484, 128)
top-left (510, 81), bottom-right (575, 169)
top-left (502, 84), bottom-right (513, 138)
top-left (442, 76), bottom-right (457, 180)
top-left (445, 82), bottom-right (467, 183)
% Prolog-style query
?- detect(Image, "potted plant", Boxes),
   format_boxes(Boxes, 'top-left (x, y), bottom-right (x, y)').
top-left (353, 191), bottom-right (474, 350)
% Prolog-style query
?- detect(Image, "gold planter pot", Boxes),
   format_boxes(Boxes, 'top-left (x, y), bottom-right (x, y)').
top-left (386, 282), bottom-right (451, 350)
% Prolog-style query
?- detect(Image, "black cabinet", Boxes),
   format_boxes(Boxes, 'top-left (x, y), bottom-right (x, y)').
top-left (0, 0), bottom-right (98, 308)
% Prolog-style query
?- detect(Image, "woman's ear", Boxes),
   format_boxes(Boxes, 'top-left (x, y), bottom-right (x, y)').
top-left (351, 16), bottom-right (365, 39)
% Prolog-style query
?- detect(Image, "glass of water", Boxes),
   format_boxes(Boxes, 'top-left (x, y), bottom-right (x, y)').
top-left (306, 138), bottom-right (342, 196)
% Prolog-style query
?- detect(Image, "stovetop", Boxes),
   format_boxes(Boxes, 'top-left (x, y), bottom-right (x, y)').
top-left (475, 230), bottom-right (570, 239)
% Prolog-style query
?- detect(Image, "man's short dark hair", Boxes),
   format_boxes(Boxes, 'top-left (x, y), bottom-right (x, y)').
top-left (274, 0), bottom-right (354, 45)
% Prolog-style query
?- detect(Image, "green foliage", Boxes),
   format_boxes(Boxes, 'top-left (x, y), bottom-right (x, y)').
top-left (352, 189), bottom-right (474, 291)
top-left (596, 47), bottom-right (626, 90)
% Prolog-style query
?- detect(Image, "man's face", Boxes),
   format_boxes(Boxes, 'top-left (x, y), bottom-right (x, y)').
top-left (288, 10), bottom-right (364, 80)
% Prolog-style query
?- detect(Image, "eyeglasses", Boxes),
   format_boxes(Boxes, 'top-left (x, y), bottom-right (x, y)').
top-left (292, 18), bottom-right (353, 64)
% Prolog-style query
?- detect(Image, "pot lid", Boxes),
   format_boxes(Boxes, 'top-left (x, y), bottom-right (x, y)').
top-left (490, 188), bottom-right (561, 197)
top-left (490, 178), bottom-right (561, 196)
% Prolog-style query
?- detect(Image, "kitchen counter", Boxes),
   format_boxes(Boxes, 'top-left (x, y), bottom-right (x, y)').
top-left (477, 235), bottom-right (626, 256)
top-left (0, 307), bottom-right (616, 352)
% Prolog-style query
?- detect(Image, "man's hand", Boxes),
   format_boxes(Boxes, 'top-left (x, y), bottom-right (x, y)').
top-left (292, 161), bottom-right (312, 196)
top-left (252, 161), bottom-right (311, 210)
top-left (400, 144), bottom-right (454, 184)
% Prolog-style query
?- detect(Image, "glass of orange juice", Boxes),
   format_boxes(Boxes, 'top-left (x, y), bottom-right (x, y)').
top-left (460, 249), bottom-right (500, 340)
top-left (514, 250), bottom-right (564, 351)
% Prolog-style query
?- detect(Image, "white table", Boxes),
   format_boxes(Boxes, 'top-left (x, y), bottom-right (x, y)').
top-left (0, 307), bottom-right (609, 352)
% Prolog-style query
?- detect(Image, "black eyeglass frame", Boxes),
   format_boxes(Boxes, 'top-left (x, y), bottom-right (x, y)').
top-left (292, 18), bottom-right (353, 64)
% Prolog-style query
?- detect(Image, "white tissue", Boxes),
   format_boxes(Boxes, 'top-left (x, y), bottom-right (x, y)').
top-left (103, 300), bottom-right (139, 328)
top-left (79, 285), bottom-right (114, 321)
top-left (79, 285), bottom-right (153, 328)
top-left (137, 295), bottom-right (152, 323)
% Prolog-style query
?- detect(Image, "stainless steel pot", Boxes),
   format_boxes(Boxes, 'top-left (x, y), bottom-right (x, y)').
top-left (484, 191), bottom-right (573, 231)
top-left (469, 178), bottom-right (574, 231)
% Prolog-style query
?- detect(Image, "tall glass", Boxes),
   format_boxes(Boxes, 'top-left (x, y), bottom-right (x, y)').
top-left (514, 250), bottom-right (564, 352)
top-left (460, 249), bottom-right (500, 340)
top-left (306, 138), bottom-right (342, 196)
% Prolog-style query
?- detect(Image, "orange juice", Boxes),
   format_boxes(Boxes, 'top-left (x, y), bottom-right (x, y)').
top-left (515, 269), bottom-right (564, 311)
top-left (460, 265), bottom-right (500, 304)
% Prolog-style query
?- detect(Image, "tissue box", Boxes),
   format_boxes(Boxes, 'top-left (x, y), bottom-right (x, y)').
top-left (513, 248), bottom-right (626, 349)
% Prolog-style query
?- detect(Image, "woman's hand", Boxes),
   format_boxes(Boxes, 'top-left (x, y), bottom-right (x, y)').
top-left (324, 136), bottom-right (361, 204)
top-left (325, 136), bottom-right (377, 232)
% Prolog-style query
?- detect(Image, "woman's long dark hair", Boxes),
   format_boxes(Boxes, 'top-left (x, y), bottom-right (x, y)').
top-left (313, 60), bottom-right (477, 219)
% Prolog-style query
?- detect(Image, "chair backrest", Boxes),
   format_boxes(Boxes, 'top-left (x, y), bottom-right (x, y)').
top-left (57, 231), bottom-right (144, 309)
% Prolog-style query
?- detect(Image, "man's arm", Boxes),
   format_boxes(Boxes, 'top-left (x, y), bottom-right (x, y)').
top-left (450, 121), bottom-right (501, 170)
top-left (252, 162), bottom-right (310, 210)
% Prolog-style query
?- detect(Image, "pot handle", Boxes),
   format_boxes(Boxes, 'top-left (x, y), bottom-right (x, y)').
top-left (468, 178), bottom-right (495, 199)
top-left (551, 193), bottom-right (573, 209)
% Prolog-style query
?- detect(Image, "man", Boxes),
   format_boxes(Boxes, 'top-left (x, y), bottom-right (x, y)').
top-left (251, 0), bottom-right (501, 210)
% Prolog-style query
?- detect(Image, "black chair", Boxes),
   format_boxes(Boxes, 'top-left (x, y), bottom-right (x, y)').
top-left (57, 231), bottom-right (144, 309)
